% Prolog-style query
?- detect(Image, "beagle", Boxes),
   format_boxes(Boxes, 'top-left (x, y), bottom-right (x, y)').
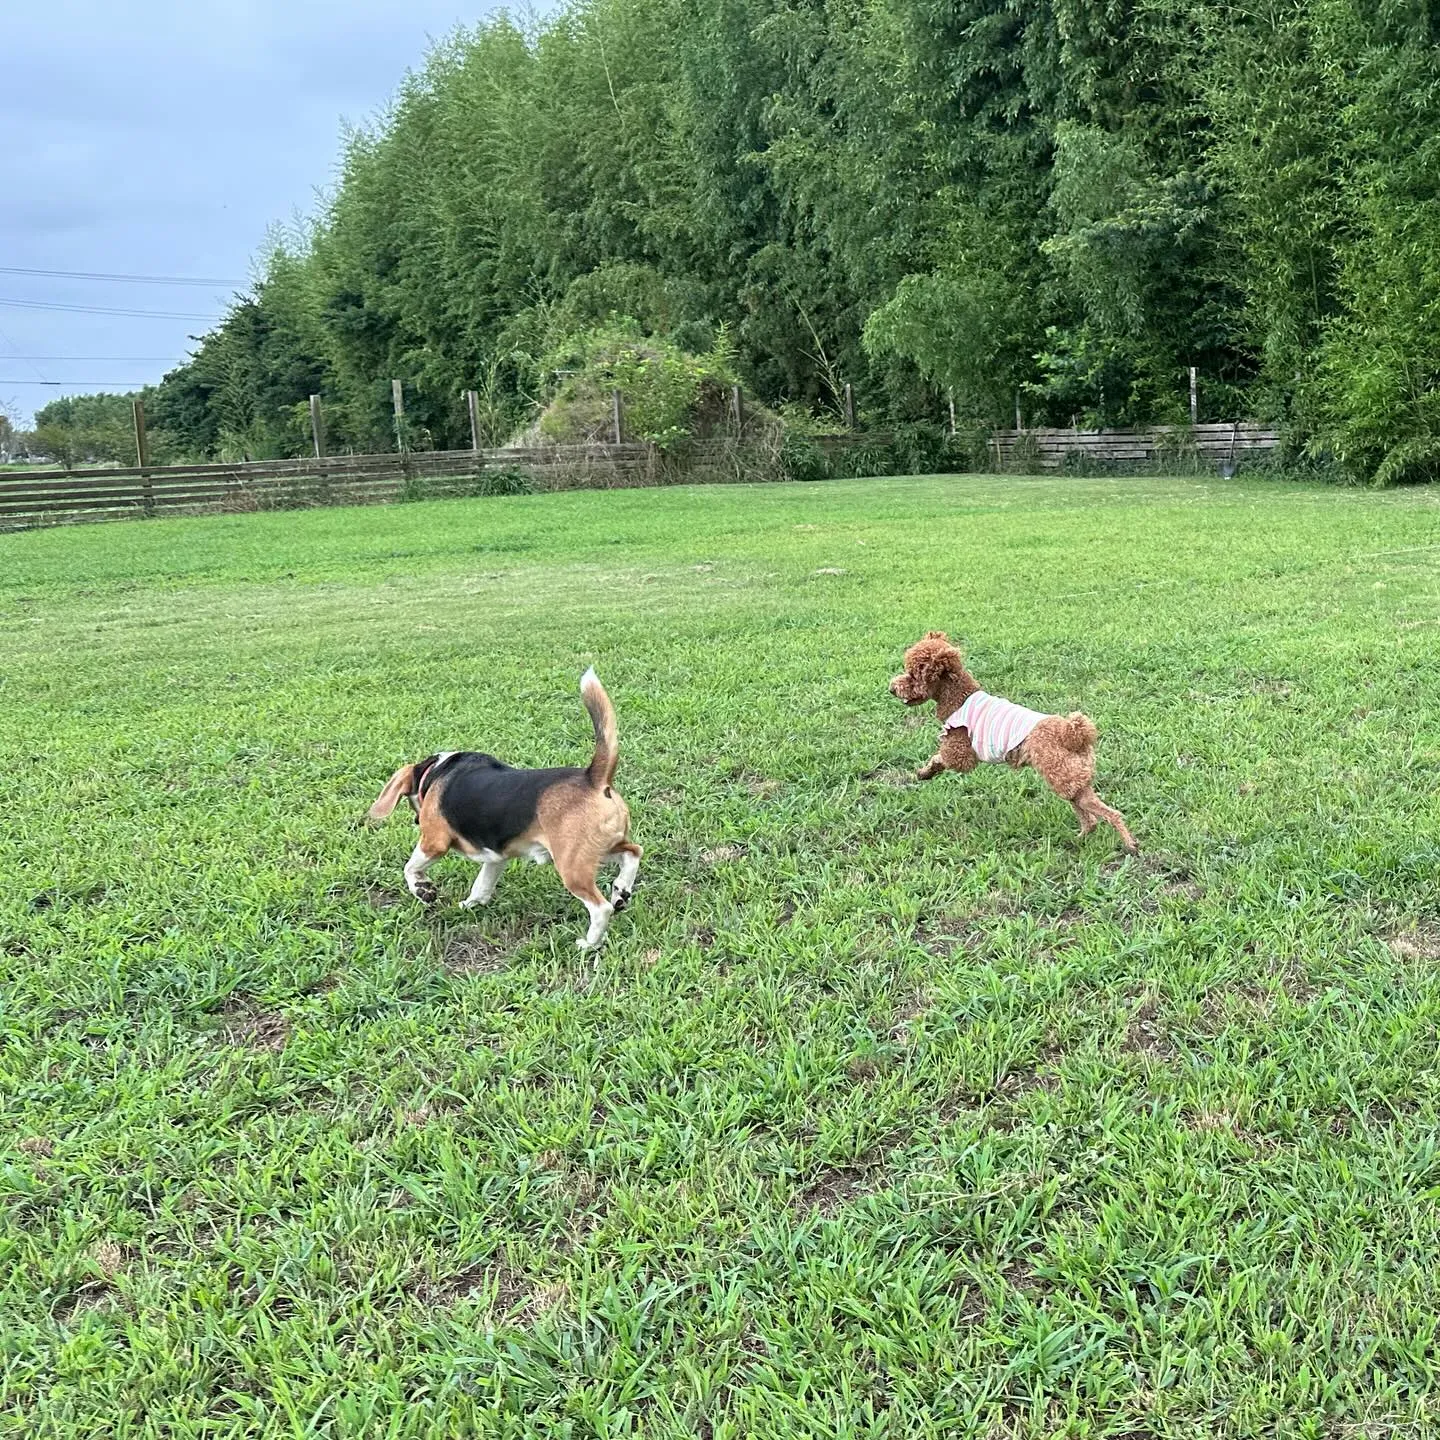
top-left (368, 669), bottom-right (642, 950)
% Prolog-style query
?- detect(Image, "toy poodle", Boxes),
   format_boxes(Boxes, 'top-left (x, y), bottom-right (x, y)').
top-left (890, 631), bottom-right (1137, 852)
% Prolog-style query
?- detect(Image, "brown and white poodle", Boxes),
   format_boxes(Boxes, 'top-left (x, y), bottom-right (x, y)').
top-left (890, 631), bottom-right (1137, 852)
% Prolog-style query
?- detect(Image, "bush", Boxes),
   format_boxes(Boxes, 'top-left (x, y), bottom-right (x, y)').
top-left (890, 421), bottom-right (953, 475)
top-left (535, 321), bottom-right (738, 447)
top-left (1373, 436), bottom-right (1440, 489)
top-left (779, 432), bottom-right (830, 482)
top-left (477, 466), bottom-right (535, 496)
top-left (831, 443), bottom-right (893, 479)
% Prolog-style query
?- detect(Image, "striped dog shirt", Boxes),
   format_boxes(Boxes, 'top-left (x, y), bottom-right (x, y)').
top-left (944, 690), bottom-right (1047, 764)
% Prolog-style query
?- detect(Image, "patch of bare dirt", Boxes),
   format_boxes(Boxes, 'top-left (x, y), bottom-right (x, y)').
top-left (1389, 927), bottom-right (1440, 962)
top-left (1123, 995), bottom-right (1178, 1063)
top-left (17, 1136), bottom-right (53, 1158)
top-left (793, 1163), bottom-right (880, 1219)
top-left (867, 766), bottom-right (915, 787)
top-left (56, 1241), bottom-right (128, 1323)
top-left (846, 1054), bottom-right (885, 1082)
top-left (364, 886), bottom-right (404, 910)
top-left (701, 843), bottom-right (747, 864)
top-left (442, 927), bottom-right (509, 976)
top-left (413, 1262), bottom-right (566, 1325)
top-left (889, 989), bottom-right (929, 1044)
top-left (216, 996), bottom-right (290, 1052)
top-left (913, 917), bottom-right (986, 958)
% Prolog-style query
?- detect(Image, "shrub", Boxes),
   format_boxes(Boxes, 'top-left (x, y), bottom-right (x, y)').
top-left (1370, 437), bottom-right (1440, 489)
top-left (779, 432), bottom-right (830, 482)
top-left (536, 321), bottom-right (738, 446)
top-left (477, 466), bottom-right (535, 496)
top-left (890, 421), bottom-right (953, 475)
top-left (832, 444), bottom-right (893, 479)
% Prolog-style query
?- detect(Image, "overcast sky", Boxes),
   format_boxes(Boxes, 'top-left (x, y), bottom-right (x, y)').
top-left (1, 0), bottom-right (515, 426)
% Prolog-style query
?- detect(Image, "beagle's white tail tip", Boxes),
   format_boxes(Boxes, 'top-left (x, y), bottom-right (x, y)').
top-left (581, 666), bottom-right (600, 689)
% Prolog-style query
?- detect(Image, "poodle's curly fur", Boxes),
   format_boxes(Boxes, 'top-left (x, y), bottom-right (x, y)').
top-left (890, 631), bottom-right (1137, 852)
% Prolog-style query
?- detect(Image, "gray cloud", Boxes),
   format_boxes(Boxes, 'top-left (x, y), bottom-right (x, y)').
top-left (1, 0), bottom-right (520, 424)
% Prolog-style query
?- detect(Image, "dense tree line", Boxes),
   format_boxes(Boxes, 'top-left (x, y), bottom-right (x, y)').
top-left (122, 0), bottom-right (1440, 483)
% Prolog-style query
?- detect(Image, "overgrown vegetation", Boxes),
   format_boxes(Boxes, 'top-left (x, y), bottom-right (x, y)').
top-left (4, 474), bottom-right (1440, 1432)
top-left (11, 1), bottom-right (1381, 484)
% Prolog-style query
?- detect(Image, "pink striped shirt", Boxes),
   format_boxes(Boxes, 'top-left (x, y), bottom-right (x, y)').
top-left (944, 690), bottom-right (1046, 764)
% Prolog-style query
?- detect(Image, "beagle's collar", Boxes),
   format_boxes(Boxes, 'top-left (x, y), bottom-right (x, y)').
top-left (409, 752), bottom-right (453, 815)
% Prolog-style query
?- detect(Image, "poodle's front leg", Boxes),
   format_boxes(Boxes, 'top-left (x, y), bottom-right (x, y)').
top-left (917, 728), bottom-right (978, 781)
top-left (916, 753), bottom-right (947, 781)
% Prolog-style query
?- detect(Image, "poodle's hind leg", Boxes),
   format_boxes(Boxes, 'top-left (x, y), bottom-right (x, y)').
top-left (1076, 785), bottom-right (1138, 854)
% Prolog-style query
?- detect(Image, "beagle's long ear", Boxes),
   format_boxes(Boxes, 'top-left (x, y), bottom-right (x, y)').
top-left (368, 764), bottom-right (417, 821)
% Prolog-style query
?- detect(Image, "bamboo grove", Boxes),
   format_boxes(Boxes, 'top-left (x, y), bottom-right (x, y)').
top-left (114, 1), bottom-right (1440, 484)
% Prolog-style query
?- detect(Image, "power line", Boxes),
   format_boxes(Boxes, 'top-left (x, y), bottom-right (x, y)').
top-left (0, 297), bottom-right (217, 321)
top-left (0, 265), bottom-right (237, 287)
top-left (0, 379), bottom-right (166, 387)
top-left (0, 355), bottom-right (182, 362)
top-left (0, 319), bottom-right (51, 386)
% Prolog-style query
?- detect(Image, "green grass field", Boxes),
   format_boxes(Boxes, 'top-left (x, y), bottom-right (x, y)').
top-left (4, 473), bottom-right (1440, 1438)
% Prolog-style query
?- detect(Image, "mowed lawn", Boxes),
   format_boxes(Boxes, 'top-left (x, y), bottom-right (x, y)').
top-left (3, 473), bottom-right (1440, 1439)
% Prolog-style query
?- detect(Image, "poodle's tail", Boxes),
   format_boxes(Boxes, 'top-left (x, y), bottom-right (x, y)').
top-left (1059, 712), bottom-right (1099, 754)
top-left (581, 668), bottom-right (619, 791)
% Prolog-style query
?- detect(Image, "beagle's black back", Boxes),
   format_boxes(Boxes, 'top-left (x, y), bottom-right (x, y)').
top-left (429, 752), bottom-right (586, 855)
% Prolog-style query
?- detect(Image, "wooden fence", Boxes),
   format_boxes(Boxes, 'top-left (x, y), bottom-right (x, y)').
top-left (0, 441), bottom-right (757, 532)
top-left (0, 423), bottom-right (1283, 531)
top-left (991, 421), bottom-right (1280, 472)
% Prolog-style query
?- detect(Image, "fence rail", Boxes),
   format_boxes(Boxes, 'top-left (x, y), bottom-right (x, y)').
top-left (991, 422), bottom-right (1280, 471)
top-left (0, 424), bottom-right (1282, 530)
top-left (0, 443), bottom-right (687, 530)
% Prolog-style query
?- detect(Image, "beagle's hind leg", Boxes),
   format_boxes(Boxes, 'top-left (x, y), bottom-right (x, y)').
top-left (609, 841), bottom-right (643, 912)
top-left (562, 867), bottom-right (614, 952)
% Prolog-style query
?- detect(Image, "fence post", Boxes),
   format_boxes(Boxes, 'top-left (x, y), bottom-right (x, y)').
top-left (132, 398), bottom-right (153, 516)
top-left (948, 391), bottom-right (956, 435)
top-left (1015, 393), bottom-right (1023, 431)
top-left (731, 384), bottom-right (744, 434)
top-left (843, 382), bottom-right (856, 431)
top-left (611, 389), bottom-right (624, 445)
top-left (1189, 367), bottom-right (1198, 426)
top-left (392, 379), bottom-right (408, 453)
top-left (467, 390), bottom-right (482, 453)
top-left (309, 394), bottom-right (326, 459)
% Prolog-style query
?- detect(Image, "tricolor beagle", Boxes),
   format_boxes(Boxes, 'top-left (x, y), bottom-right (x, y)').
top-left (368, 669), bottom-right (642, 950)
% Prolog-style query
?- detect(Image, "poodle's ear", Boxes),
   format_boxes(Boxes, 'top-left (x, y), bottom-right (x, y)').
top-left (907, 634), bottom-right (963, 689)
